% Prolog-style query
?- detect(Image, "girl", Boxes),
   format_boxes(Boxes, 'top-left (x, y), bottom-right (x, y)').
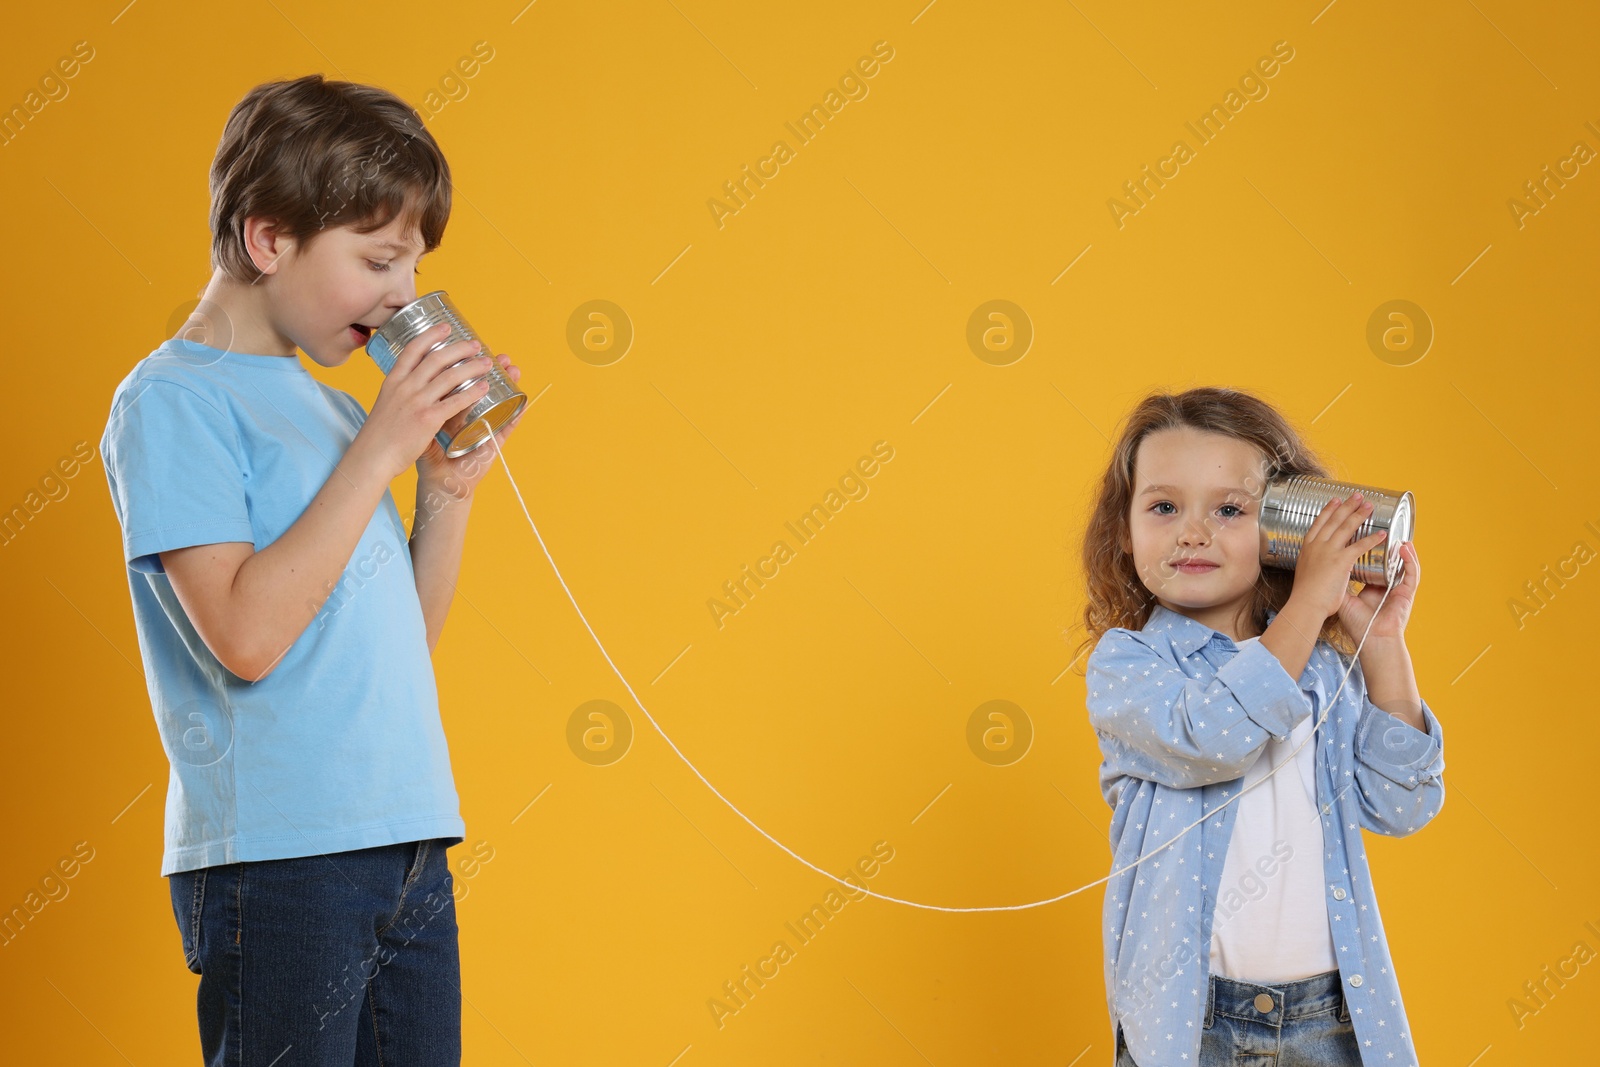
top-left (1077, 387), bottom-right (1443, 1067)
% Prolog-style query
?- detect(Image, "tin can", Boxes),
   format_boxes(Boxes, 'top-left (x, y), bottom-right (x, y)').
top-left (366, 290), bottom-right (527, 458)
top-left (1259, 475), bottom-right (1414, 586)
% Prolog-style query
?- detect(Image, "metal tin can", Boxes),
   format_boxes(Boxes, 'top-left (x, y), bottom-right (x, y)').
top-left (1259, 475), bottom-right (1414, 586)
top-left (366, 290), bottom-right (527, 458)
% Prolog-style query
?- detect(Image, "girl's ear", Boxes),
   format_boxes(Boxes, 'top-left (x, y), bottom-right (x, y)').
top-left (244, 216), bottom-right (294, 276)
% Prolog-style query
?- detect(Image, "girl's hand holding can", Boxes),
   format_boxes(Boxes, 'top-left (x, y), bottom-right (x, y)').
top-left (1337, 537), bottom-right (1420, 642)
top-left (1286, 492), bottom-right (1391, 621)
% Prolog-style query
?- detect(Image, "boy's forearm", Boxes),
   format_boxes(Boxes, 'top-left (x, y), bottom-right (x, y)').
top-left (226, 438), bottom-right (393, 676)
top-left (1357, 637), bottom-right (1425, 732)
top-left (409, 478), bottom-right (474, 652)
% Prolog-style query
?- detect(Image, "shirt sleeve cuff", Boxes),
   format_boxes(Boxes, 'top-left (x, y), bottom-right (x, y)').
top-left (1355, 695), bottom-right (1444, 787)
top-left (126, 521), bottom-right (258, 574)
top-left (1212, 636), bottom-right (1310, 742)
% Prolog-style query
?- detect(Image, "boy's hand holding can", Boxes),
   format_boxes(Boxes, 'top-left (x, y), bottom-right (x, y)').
top-left (352, 321), bottom-right (504, 484)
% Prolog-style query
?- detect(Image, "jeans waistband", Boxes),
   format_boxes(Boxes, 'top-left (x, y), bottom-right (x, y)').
top-left (1207, 968), bottom-right (1344, 1026)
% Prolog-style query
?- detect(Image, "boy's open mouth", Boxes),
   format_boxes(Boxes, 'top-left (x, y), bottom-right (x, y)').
top-left (349, 323), bottom-right (374, 344)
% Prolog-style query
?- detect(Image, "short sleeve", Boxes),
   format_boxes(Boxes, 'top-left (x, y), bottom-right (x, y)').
top-left (102, 379), bottom-right (255, 574)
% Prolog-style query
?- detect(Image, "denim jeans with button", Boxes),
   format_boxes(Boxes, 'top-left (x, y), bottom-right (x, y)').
top-left (1116, 968), bottom-right (1360, 1067)
top-left (168, 838), bottom-right (462, 1066)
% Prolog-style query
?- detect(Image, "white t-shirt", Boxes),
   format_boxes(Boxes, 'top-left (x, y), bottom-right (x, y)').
top-left (1207, 710), bottom-right (1338, 982)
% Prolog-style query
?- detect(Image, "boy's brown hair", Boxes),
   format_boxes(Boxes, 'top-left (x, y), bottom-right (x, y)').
top-left (1072, 386), bottom-right (1358, 670)
top-left (208, 73), bottom-right (451, 283)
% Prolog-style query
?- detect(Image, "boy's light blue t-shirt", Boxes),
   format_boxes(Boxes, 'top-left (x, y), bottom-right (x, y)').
top-left (99, 338), bottom-right (464, 876)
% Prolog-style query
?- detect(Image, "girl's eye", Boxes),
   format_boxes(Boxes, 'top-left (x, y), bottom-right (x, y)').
top-left (1149, 501), bottom-right (1246, 517)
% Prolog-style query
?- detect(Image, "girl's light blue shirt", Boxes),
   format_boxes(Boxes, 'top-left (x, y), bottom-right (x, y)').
top-left (1088, 603), bottom-right (1444, 1067)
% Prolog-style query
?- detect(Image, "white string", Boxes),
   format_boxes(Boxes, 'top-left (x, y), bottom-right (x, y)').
top-left (484, 431), bottom-right (1396, 913)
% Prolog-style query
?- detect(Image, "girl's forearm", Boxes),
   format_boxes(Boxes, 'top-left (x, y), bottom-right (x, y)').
top-left (1357, 637), bottom-right (1425, 732)
top-left (1258, 595), bottom-right (1325, 684)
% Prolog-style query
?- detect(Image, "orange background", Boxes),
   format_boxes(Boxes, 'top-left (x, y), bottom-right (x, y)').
top-left (3, 1), bottom-right (1597, 1063)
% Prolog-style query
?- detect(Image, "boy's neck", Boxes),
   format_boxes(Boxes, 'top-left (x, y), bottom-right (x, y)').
top-left (174, 270), bottom-right (298, 358)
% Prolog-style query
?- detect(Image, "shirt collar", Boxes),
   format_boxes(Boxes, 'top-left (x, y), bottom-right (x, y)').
top-left (1142, 602), bottom-right (1241, 656)
top-left (1143, 602), bottom-right (1316, 690)
top-left (163, 338), bottom-right (313, 374)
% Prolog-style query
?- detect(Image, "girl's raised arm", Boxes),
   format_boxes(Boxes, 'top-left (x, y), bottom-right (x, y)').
top-left (1086, 627), bottom-right (1311, 791)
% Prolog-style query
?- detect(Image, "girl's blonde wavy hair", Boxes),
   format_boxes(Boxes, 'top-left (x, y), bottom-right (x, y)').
top-left (1071, 386), bottom-right (1359, 671)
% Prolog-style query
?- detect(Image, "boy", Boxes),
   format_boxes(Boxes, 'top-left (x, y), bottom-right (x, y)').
top-left (99, 73), bottom-right (523, 1065)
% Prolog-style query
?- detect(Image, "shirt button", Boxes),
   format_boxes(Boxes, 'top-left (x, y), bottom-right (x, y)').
top-left (1349, 975), bottom-right (1363, 987)
top-left (1254, 993), bottom-right (1275, 1013)
top-left (1332, 887), bottom-right (1347, 900)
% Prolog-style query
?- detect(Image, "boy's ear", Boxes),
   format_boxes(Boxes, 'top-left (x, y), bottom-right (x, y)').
top-left (243, 216), bottom-right (294, 276)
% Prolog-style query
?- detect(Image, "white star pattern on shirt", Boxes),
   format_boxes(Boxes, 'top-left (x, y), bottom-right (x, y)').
top-left (1088, 605), bottom-right (1444, 1067)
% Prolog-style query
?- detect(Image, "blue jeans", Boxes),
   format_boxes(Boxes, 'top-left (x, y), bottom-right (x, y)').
top-left (1117, 968), bottom-right (1359, 1067)
top-left (168, 838), bottom-right (462, 1066)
